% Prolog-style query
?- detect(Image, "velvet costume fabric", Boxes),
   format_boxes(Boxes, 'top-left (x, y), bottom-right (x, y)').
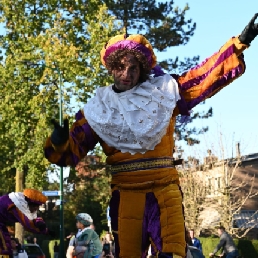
top-left (0, 194), bottom-right (48, 256)
top-left (44, 37), bottom-right (247, 257)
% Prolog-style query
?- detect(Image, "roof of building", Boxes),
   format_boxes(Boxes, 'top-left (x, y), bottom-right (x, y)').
top-left (233, 210), bottom-right (258, 228)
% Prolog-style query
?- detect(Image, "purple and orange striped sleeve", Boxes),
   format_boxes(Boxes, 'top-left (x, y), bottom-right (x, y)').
top-left (44, 109), bottom-right (99, 167)
top-left (7, 204), bottom-right (47, 234)
top-left (177, 37), bottom-right (248, 111)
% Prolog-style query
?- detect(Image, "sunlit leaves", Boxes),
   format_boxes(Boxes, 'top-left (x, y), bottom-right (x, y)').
top-left (0, 0), bottom-right (118, 192)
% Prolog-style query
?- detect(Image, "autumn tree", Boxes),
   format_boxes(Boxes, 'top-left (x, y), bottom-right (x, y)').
top-left (0, 0), bottom-right (117, 191)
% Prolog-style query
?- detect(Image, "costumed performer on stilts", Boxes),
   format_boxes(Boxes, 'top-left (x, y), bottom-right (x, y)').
top-left (44, 14), bottom-right (258, 258)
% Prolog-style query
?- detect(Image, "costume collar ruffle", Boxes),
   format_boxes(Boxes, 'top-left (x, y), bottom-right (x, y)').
top-left (9, 192), bottom-right (37, 220)
top-left (84, 74), bottom-right (180, 154)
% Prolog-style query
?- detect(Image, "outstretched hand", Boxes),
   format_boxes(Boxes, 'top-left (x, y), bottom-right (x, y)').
top-left (50, 118), bottom-right (69, 145)
top-left (239, 13), bottom-right (258, 45)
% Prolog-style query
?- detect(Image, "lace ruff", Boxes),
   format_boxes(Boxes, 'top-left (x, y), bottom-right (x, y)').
top-left (9, 192), bottom-right (37, 220)
top-left (84, 74), bottom-right (180, 154)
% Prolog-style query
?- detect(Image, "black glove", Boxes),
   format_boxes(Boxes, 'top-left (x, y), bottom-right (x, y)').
top-left (35, 220), bottom-right (46, 231)
top-left (48, 229), bottom-right (56, 238)
top-left (239, 13), bottom-right (258, 45)
top-left (50, 118), bottom-right (69, 145)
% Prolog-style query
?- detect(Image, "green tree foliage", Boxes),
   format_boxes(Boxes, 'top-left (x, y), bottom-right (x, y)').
top-left (0, 0), bottom-right (117, 191)
top-left (105, 0), bottom-right (213, 145)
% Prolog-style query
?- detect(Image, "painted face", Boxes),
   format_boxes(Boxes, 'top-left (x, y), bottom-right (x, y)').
top-left (112, 53), bottom-right (141, 91)
top-left (11, 239), bottom-right (17, 250)
top-left (28, 203), bottom-right (39, 213)
top-left (189, 230), bottom-right (194, 239)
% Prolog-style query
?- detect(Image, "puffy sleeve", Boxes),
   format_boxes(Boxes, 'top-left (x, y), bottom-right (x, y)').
top-left (44, 109), bottom-right (99, 167)
top-left (176, 36), bottom-right (247, 112)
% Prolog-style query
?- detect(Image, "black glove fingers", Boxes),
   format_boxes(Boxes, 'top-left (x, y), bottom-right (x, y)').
top-left (239, 13), bottom-right (258, 45)
top-left (254, 22), bottom-right (258, 33)
top-left (63, 118), bottom-right (69, 131)
top-left (50, 118), bottom-right (69, 145)
top-left (51, 119), bottom-right (61, 129)
top-left (250, 13), bottom-right (258, 25)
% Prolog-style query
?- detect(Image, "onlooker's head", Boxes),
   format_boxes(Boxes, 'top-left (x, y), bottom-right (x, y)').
top-left (10, 237), bottom-right (18, 251)
top-left (217, 225), bottom-right (225, 236)
top-left (185, 229), bottom-right (193, 246)
top-left (189, 229), bottom-right (195, 239)
top-left (105, 232), bottom-right (112, 242)
top-left (10, 238), bottom-right (22, 252)
top-left (75, 213), bottom-right (93, 229)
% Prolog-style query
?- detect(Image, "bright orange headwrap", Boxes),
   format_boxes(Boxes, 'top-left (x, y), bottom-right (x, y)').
top-left (23, 189), bottom-right (47, 205)
top-left (100, 34), bottom-right (157, 69)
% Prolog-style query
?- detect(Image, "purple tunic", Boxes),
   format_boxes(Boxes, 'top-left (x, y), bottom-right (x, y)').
top-left (0, 194), bottom-right (47, 256)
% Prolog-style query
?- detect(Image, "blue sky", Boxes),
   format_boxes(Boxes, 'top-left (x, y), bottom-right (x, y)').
top-left (160, 1), bottom-right (258, 160)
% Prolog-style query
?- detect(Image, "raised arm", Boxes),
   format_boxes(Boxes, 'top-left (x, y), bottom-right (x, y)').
top-left (44, 110), bottom-right (99, 167)
top-left (177, 14), bottom-right (258, 112)
top-left (177, 36), bottom-right (247, 111)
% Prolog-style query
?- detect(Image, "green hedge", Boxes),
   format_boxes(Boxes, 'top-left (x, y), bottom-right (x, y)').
top-left (200, 237), bottom-right (258, 258)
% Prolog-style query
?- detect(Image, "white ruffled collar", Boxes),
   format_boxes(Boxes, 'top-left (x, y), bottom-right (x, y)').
top-left (84, 74), bottom-right (180, 154)
top-left (8, 192), bottom-right (37, 220)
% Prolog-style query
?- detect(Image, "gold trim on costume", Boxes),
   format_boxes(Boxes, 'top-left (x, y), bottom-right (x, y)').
top-left (111, 158), bottom-right (175, 174)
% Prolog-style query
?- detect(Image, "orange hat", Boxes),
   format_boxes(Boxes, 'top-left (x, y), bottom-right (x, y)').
top-left (23, 189), bottom-right (47, 205)
top-left (100, 34), bottom-right (157, 69)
